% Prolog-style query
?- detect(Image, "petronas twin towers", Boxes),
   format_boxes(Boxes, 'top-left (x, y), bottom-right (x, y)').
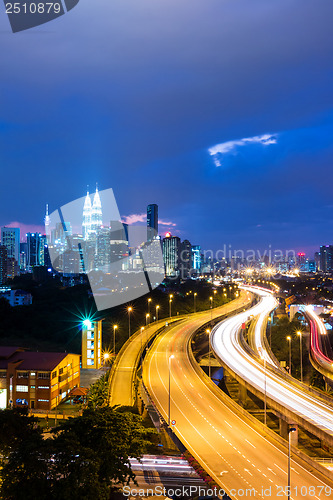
top-left (82, 188), bottom-right (103, 240)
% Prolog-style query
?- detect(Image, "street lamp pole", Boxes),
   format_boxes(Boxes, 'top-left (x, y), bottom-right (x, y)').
top-left (168, 354), bottom-right (175, 426)
top-left (209, 296), bottom-right (213, 327)
top-left (113, 325), bottom-right (118, 357)
top-left (156, 305), bottom-right (160, 322)
top-left (148, 298), bottom-right (151, 320)
top-left (146, 313), bottom-right (150, 326)
top-left (206, 329), bottom-right (211, 379)
top-left (127, 307), bottom-right (132, 339)
top-left (194, 292), bottom-right (197, 314)
top-left (288, 427), bottom-right (297, 500)
top-left (169, 295), bottom-right (173, 318)
top-left (287, 336), bottom-right (292, 375)
top-left (297, 331), bottom-right (303, 383)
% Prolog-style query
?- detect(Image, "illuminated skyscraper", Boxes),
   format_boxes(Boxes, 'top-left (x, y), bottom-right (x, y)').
top-left (82, 191), bottom-right (92, 240)
top-left (147, 204), bottom-right (158, 241)
top-left (0, 246), bottom-right (7, 285)
top-left (162, 233), bottom-right (180, 277)
top-left (91, 188), bottom-right (103, 236)
top-left (1, 227), bottom-right (20, 264)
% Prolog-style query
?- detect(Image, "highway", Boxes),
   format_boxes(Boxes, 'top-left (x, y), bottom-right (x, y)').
top-left (143, 293), bottom-right (332, 499)
top-left (212, 286), bottom-right (333, 445)
top-left (110, 293), bottom-right (251, 407)
top-left (303, 305), bottom-right (333, 380)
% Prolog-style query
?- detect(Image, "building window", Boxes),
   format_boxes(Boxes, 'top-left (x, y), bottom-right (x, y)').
top-left (38, 399), bottom-right (49, 402)
top-left (59, 368), bottom-right (63, 375)
top-left (52, 371), bottom-right (57, 379)
top-left (17, 372), bottom-right (29, 379)
top-left (16, 385), bottom-right (28, 392)
top-left (38, 386), bottom-right (50, 389)
top-left (38, 373), bottom-right (50, 379)
top-left (30, 372), bottom-right (36, 376)
top-left (30, 386), bottom-right (35, 389)
top-left (0, 371), bottom-right (6, 378)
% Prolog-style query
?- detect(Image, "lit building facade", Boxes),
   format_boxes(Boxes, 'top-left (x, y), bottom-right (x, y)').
top-left (147, 204), bottom-right (158, 241)
top-left (162, 233), bottom-right (180, 277)
top-left (0, 347), bottom-right (80, 410)
top-left (81, 319), bottom-right (103, 369)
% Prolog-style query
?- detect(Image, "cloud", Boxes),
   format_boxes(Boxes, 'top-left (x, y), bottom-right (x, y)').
top-left (121, 213), bottom-right (177, 228)
top-left (208, 133), bottom-right (278, 166)
top-left (5, 221), bottom-right (45, 241)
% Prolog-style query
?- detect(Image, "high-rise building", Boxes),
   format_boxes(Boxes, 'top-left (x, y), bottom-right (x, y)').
top-left (147, 204), bottom-right (158, 241)
top-left (82, 191), bottom-right (92, 241)
top-left (0, 246), bottom-right (8, 285)
top-left (91, 188), bottom-right (103, 236)
top-left (319, 245), bottom-right (333, 273)
top-left (26, 233), bottom-right (45, 269)
top-left (179, 239), bottom-right (192, 278)
top-left (191, 245), bottom-right (201, 273)
top-left (1, 227), bottom-right (20, 264)
top-left (162, 233), bottom-right (180, 277)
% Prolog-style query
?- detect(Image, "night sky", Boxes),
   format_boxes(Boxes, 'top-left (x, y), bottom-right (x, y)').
top-left (1, 0), bottom-right (333, 256)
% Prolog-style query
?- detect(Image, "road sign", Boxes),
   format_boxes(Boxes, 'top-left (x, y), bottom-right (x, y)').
top-left (171, 419), bottom-right (176, 426)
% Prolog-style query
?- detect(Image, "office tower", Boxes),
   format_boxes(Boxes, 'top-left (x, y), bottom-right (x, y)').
top-left (147, 204), bottom-right (158, 241)
top-left (179, 239), bottom-right (192, 278)
top-left (83, 190), bottom-right (92, 240)
top-left (191, 245), bottom-right (201, 273)
top-left (96, 227), bottom-right (111, 268)
top-left (91, 188), bottom-right (103, 236)
top-left (1, 227), bottom-right (20, 264)
top-left (319, 245), bottom-right (333, 273)
top-left (0, 246), bottom-right (8, 285)
top-left (26, 233), bottom-right (44, 269)
top-left (162, 233), bottom-right (180, 277)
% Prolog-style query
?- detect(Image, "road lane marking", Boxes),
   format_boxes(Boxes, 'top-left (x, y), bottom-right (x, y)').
top-left (209, 405), bottom-right (215, 412)
top-left (245, 439), bottom-right (256, 448)
top-left (274, 463), bottom-right (287, 475)
top-left (224, 420), bottom-right (232, 428)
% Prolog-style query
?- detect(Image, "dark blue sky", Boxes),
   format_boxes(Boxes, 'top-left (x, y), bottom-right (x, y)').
top-left (1, 0), bottom-right (333, 256)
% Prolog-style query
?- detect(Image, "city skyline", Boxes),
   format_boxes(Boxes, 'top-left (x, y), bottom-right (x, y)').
top-left (1, 1), bottom-right (333, 255)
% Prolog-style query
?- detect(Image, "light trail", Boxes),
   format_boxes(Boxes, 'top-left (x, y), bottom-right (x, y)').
top-left (211, 286), bottom-right (333, 438)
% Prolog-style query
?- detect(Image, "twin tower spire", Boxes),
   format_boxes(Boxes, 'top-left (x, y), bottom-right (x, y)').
top-left (83, 187), bottom-right (103, 240)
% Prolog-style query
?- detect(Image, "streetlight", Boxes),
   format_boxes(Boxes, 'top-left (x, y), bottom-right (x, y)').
top-left (297, 331), bottom-right (303, 383)
top-left (168, 354), bottom-right (175, 426)
top-left (287, 336), bottom-right (292, 375)
top-left (127, 307), bottom-right (132, 339)
top-left (209, 296), bottom-right (213, 325)
top-left (258, 348), bottom-right (267, 426)
top-left (268, 317), bottom-right (272, 347)
top-left (140, 327), bottom-right (144, 365)
top-left (147, 298), bottom-right (152, 318)
top-left (146, 313), bottom-right (150, 326)
top-left (113, 325), bottom-right (118, 357)
top-left (156, 305), bottom-right (160, 322)
top-left (194, 292), bottom-right (197, 313)
top-left (169, 294), bottom-right (173, 318)
top-left (206, 329), bottom-right (211, 378)
top-left (288, 427), bottom-right (297, 500)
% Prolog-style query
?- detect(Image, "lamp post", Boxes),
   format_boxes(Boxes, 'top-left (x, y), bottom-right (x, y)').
top-left (288, 427), bottom-right (297, 500)
top-left (147, 298), bottom-right (152, 319)
top-left (146, 313), bottom-right (150, 326)
top-left (296, 331), bottom-right (303, 383)
top-left (127, 307), bottom-right (132, 339)
top-left (287, 336), bottom-right (292, 375)
top-left (168, 354), bottom-right (175, 426)
top-left (206, 329), bottom-right (211, 378)
top-left (113, 325), bottom-right (118, 357)
top-left (268, 316), bottom-right (272, 347)
top-left (156, 305), bottom-right (160, 322)
top-left (169, 294), bottom-right (173, 318)
top-left (194, 292), bottom-right (197, 313)
top-left (209, 296), bottom-right (213, 326)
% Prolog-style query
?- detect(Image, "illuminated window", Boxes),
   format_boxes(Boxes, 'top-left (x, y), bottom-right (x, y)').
top-left (38, 386), bottom-right (49, 390)
top-left (16, 385), bottom-right (28, 392)
top-left (38, 399), bottom-right (49, 402)
top-left (38, 373), bottom-right (50, 379)
top-left (17, 372), bottom-right (29, 379)
top-left (30, 386), bottom-right (35, 389)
